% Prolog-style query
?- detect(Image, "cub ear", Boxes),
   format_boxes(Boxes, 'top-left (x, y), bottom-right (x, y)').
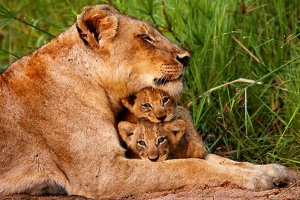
top-left (118, 121), bottom-right (138, 144)
top-left (121, 94), bottom-right (137, 111)
top-left (163, 119), bottom-right (186, 142)
top-left (76, 5), bottom-right (118, 48)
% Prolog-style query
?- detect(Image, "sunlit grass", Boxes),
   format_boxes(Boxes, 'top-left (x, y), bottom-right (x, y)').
top-left (0, 0), bottom-right (299, 168)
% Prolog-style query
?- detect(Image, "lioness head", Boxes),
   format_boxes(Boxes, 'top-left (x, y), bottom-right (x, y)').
top-left (121, 87), bottom-right (176, 123)
top-left (76, 5), bottom-right (190, 98)
top-left (118, 119), bottom-right (186, 161)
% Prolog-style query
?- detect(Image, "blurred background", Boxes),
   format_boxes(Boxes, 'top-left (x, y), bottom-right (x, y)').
top-left (1, 0), bottom-right (299, 169)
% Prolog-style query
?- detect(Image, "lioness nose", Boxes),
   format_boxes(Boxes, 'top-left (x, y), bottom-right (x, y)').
top-left (176, 52), bottom-right (190, 67)
top-left (157, 115), bottom-right (167, 122)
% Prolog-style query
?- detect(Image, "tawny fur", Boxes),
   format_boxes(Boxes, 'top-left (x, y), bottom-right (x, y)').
top-left (0, 4), bottom-right (291, 199)
top-left (172, 106), bottom-right (206, 158)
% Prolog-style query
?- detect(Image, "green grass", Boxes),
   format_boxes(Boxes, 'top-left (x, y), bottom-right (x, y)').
top-left (1, 0), bottom-right (299, 169)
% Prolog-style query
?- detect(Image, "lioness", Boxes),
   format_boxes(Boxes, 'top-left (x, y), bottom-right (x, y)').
top-left (0, 4), bottom-right (291, 199)
top-left (120, 87), bottom-right (206, 158)
top-left (118, 118), bottom-right (186, 161)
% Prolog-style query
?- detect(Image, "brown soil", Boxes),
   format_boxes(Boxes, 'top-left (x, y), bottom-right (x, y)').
top-left (1, 170), bottom-right (299, 200)
top-left (124, 184), bottom-right (300, 200)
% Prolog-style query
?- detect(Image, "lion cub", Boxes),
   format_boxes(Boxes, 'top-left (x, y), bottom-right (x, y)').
top-left (119, 87), bottom-right (206, 160)
top-left (120, 87), bottom-right (176, 123)
top-left (118, 119), bottom-right (186, 161)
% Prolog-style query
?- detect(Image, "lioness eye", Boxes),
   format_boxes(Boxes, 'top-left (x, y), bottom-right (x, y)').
top-left (137, 140), bottom-right (146, 147)
top-left (161, 97), bottom-right (169, 105)
top-left (157, 137), bottom-right (166, 145)
top-left (142, 103), bottom-right (152, 109)
top-left (138, 34), bottom-right (154, 43)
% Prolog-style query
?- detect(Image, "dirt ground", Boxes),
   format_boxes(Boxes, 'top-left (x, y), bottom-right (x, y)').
top-left (125, 184), bottom-right (300, 200)
top-left (1, 170), bottom-right (299, 200)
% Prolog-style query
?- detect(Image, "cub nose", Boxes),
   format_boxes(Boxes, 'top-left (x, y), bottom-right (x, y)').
top-left (156, 115), bottom-right (167, 122)
top-left (176, 52), bottom-right (190, 67)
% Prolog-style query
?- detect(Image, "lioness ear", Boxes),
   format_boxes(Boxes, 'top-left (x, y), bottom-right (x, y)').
top-left (118, 121), bottom-right (138, 144)
top-left (76, 5), bottom-right (118, 48)
top-left (163, 119), bottom-right (186, 142)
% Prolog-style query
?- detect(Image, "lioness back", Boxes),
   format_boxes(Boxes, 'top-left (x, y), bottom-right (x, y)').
top-left (120, 87), bottom-right (206, 158)
top-left (118, 119), bottom-right (186, 161)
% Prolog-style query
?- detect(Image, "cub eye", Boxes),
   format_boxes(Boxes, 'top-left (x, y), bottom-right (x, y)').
top-left (138, 34), bottom-right (154, 43)
top-left (161, 97), bottom-right (169, 105)
top-left (157, 137), bottom-right (166, 145)
top-left (137, 140), bottom-right (146, 147)
top-left (142, 103), bottom-right (152, 109)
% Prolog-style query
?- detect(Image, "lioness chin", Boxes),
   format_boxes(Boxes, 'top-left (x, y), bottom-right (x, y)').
top-left (0, 4), bottom-right (291, 199)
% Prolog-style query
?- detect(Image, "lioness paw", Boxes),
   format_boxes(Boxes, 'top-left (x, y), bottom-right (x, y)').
top-left (237, 163), bottom-right (291, 191)
top-left (261, 163), bottom-right (291, 187)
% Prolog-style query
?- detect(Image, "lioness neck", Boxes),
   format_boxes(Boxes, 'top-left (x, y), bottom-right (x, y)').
top-left (2, 25), bottom-right (137, 114)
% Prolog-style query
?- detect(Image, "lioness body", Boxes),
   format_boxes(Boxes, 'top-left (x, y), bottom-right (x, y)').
top-left (0, 4), bottom-right (291, 199)
top-left (120, 87), bottom-right (206, 158)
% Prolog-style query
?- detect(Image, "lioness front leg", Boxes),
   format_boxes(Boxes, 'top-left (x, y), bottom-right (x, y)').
top-left (205, 154), bottom-right (291, 186)
top-left (91, 156), bottom-right (291, 199)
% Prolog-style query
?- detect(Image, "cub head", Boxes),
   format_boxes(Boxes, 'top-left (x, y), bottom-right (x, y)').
top-left (118, 119), bottom-right (186, 161)
top-left (121, 87), bottom-right (176, 123)
top-left (76, 5), bottom-right (190, 98)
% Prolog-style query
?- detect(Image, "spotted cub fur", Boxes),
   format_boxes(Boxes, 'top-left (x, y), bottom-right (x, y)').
top-left (119, 87), bottom-right (206, 159)
top-left (118, 119), bottom-right (186, 161)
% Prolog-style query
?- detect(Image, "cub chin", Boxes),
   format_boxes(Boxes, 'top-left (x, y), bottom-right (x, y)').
top-left (119, 87), bottom-right (206, 159)
top-left (118, 119), bottom-right (186, 161)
